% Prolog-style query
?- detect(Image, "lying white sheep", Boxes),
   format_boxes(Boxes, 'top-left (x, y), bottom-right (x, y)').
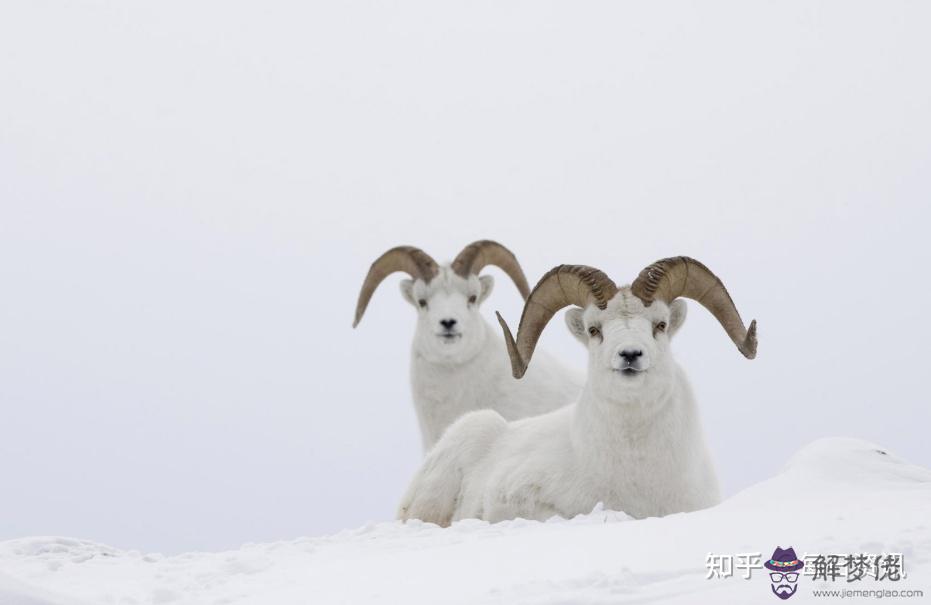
top-left (354, 240), bottom-right (582, 451)
top-left (398, 257), bottom-right (757, 524)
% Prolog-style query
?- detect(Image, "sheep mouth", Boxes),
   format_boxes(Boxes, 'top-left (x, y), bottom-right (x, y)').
top-left (615, 367), bottom-right (644, 377)
top-left (437, 333), bottom-right (463, 342)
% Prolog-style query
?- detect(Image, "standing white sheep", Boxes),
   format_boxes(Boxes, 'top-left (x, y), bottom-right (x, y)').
top-left (398, 257), bottom-right (757, 524)
top-left (354, 240), bottom-right (582, 451)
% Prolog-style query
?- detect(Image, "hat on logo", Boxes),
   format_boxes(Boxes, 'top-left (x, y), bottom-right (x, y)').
top-left (764, 547), bottom-right (804, 572)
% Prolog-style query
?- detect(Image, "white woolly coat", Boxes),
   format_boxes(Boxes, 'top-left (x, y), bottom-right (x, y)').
top-left (399, 363), bottom-right (720, 524)
top-left (411, 316), bottom-right (582, 450)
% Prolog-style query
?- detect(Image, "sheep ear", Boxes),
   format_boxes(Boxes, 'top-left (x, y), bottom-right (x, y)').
top-left (400, 279), bottom-right (416, 306)
top-left (669, 299), bottom-right (688, 337)
top-left (564, 308), bottom-right (588, 344)
top-left (478, 275), bottom-right (494, 304)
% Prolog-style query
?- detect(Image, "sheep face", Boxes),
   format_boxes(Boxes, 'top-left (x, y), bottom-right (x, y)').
top-left (565, 288), bottom-right (688, 403)
top-left (400, 267), bottom-right (494, 364)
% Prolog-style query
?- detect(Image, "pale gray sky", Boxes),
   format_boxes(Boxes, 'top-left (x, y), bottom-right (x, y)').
top-left (1, 1), bottom-right (929, 553)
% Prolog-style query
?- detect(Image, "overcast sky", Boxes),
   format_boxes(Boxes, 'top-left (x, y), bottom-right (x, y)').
top-left (2, 1), bottom-right (929, 554)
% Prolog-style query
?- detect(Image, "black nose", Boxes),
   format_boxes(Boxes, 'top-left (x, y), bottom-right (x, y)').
top-left (440, 319), bottom-right (457, 330)
top-left (619, 349), bottom-right (643, 363)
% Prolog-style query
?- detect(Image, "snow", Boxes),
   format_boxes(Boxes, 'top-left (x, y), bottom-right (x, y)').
top-left (0, 437), bottom-right (928, 604)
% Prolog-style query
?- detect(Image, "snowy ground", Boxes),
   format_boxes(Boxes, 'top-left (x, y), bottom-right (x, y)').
top-left (1, 437), bottom-right (928, 605)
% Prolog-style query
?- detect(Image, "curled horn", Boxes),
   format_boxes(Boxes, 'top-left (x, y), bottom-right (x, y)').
top-left (496, 265), bottom-right (617, 378)
top-left (353, 246), bottom-right (438, 327)
top-left (451, 240), bottom-right (531, 299)
top-left (631, 256), bottom-right (757, 359)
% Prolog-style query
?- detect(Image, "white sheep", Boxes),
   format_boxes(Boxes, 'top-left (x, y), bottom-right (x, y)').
top-left (398, 257), bottom-right (757, 524)
top-left (354, 240), bottom-right (582, 451)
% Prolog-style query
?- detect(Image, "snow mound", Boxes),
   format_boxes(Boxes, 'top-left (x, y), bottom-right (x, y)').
top-left (1, 438), bottom-right (929, 604)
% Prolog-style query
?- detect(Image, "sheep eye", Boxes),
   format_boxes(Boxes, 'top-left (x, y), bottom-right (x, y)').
top-left (468, 295), bottom-right (477, 304)
top-left (418, 299), bottom-right (427, 308)
top-left (587, 326), bottom-right (600, 337)
top-left (655, 321), bottom-right (667, 334)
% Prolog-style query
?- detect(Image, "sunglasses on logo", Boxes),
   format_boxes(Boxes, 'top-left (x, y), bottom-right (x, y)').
top-left (770, 572), bottom-right (799, 583)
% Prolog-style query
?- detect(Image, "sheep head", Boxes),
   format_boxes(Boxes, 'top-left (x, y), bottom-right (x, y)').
top-left (497, 257), bottom-right (756, 400)
top-left (354, 240), bottom-right (531, 364)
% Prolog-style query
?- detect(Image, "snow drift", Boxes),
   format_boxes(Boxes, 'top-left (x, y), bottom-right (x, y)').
top-left (1, 437), bottom-right (928, 605)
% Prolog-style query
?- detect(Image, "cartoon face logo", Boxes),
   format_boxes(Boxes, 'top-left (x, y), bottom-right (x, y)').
top-left (764, 547), bottom-right (804, 600)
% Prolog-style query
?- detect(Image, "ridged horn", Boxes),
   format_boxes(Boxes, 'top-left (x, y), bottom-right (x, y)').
top-left (451, 240), bottom-right (531, 300)
top-left (631, 256), bottom-right (757, 359)
top-left (497, 265), bottom-right (617, 378)
top-left (353, 246), bottom-right (438, 327)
